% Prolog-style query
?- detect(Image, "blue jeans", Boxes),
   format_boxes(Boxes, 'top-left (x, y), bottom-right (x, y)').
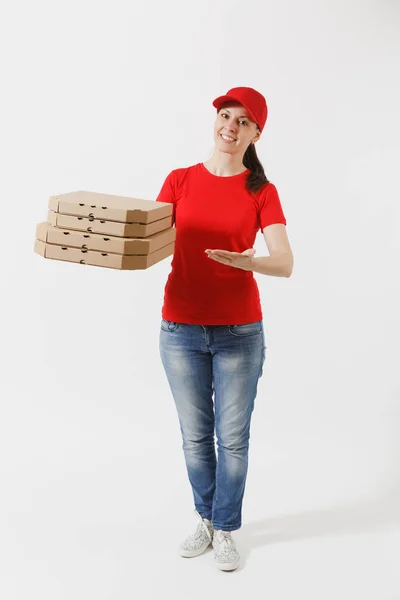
top-left (159, 318), bottom-right (266, 531)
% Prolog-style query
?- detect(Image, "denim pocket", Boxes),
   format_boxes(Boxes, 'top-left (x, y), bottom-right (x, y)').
top-left (228, 320), bottom-right (262, 337)
top-left (161, 318), bottom-right (180, 332)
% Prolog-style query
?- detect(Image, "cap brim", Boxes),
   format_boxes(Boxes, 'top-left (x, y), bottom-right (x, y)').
top-left (212, 95), bottom-right (257, 124)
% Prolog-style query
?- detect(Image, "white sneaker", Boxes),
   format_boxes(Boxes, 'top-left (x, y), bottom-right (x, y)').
top-left (179, 510), bottom-right (214, 558)
top-left (212, 529), bottom-right (240, 571)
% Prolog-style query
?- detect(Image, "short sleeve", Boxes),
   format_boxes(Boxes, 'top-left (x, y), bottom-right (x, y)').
top-left (257, 182), bottom-right (287, 232)
top-left (155, 170), bottom-right (176, 226)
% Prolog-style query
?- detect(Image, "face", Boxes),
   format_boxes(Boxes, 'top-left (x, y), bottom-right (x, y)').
top-left (213, 101), bottom-right (261, 155)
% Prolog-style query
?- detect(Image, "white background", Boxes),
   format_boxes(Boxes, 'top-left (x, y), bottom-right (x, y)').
top-left (1, 0), bottom-right (399, 598)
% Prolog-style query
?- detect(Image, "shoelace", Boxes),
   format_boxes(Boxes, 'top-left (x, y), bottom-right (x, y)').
top-left (215, 530), bottom-right (233, 550)
top-left (194, 510), bottom-right (212, 541)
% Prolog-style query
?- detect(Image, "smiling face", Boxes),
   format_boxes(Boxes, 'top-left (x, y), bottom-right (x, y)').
top-left (214, 101), bottom-right (261, 155)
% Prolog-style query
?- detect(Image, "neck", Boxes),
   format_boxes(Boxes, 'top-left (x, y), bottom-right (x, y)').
top-left (203, 150), bottom-right (247, 177)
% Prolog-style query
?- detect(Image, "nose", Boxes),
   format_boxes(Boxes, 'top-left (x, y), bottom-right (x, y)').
top-left (222, 116), bottom-right (238, 134)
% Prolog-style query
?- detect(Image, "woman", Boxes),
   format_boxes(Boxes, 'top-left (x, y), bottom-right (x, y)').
top-left (156, 86), bottom-right (294, 571)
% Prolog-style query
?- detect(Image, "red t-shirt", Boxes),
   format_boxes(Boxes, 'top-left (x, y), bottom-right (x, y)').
top-left (155, 162), bottom-right (287, 325)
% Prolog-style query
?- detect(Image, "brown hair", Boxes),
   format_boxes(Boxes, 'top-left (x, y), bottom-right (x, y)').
top-left (243, 129), bottom-right (270, 195)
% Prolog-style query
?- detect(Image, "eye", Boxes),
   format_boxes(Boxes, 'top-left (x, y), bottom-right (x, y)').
top-left (220, 113), bottom-right (248, 126)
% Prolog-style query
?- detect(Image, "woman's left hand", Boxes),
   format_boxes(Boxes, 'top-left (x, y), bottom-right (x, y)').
top-left (204, 247), bottom-right (256, 271)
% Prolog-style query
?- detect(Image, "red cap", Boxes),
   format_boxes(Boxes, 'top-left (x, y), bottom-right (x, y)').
top-left (212, 86), bottom-right (268, 133)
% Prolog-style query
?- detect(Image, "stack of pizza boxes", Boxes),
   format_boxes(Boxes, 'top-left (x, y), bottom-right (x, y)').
top-left (34, 190), bottom-right (175, 270)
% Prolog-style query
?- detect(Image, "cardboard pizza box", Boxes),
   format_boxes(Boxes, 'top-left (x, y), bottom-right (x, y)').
top-left (47, 210), bottom-right (172, 238)
top-left (34, 238), bottom-right (175, 270)
top-left (36, 221), bottom-right (176, 255)
top-left (48, 190), bottom-right (172, 223)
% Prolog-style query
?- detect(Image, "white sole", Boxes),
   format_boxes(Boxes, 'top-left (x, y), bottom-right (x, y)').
top-left (179, 540), bottom-right (212, 558)
top-left (215, 558), bottom-right (240, 571)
